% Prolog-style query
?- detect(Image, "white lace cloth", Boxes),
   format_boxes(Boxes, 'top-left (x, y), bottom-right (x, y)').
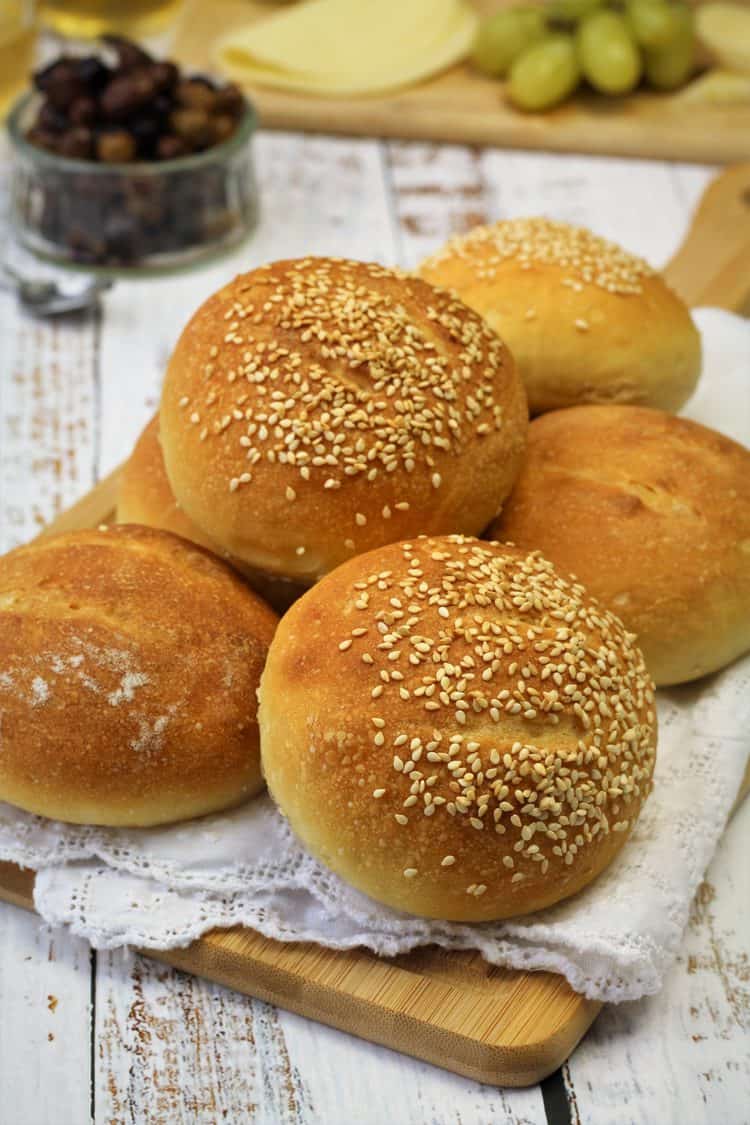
top-left (1, 309), bottom-right (748, 1004)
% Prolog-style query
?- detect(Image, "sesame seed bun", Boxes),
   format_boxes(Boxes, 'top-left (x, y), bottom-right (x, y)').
top-left (491, 405), bottom-right (750, 687)
top-left (0, 525), bottom-right (278, 826)
top-left (258, 535), bottom-right (656, 922)
top-left (418, 218), bottom-right (701, 417)
top-left (159, 258), bottom-right (528, 583)
top-left (117, 414), bottom-right (303, 613)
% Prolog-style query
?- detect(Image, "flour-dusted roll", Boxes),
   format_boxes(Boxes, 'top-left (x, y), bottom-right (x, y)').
top-left (0, 525), bottom-right (278, 826)
top-left (259, 535), bottom-right (656, 922)
top-left (418, 218), bottom-right (701, 416)
top-left (491, 405), bottom-right (750, 686)
top-left (117, 414), bottom-right (302, 613)
top-left (160, 257), bottom-right (528, 584)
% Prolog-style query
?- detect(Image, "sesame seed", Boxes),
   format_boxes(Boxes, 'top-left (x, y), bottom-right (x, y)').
top-left (421, 218), bottom-right (652, 297)
top-left (441, 855), bottom-right (456, 866)
top-left (322, 533), bottom-right (654, 884)
top-left (372, 788), bottom-right (386, 798)
top-left (403, 868), bottom-right (418, 879)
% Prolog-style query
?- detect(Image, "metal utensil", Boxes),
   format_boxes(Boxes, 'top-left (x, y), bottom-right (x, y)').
top-left (0, 262), bottom-right (113, 316)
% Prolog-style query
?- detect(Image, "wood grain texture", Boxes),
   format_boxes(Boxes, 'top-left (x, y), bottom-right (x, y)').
top-left (386, 144), bottom-right (716, 275)
top-left (95, 949), bottom-right (314, 1125)
top-left (0, 291), bottom-right (99, 551)
top-left (663, 163), bottom-right (750, 312)
top-left (562, 798), bottom-right (750, 1125)
top-left (0, 899), bottom-right (93, 1125)
top-left (172, 0), bottom-right (750, 164)
top-left (0, 282), bottom-right (97, 1125)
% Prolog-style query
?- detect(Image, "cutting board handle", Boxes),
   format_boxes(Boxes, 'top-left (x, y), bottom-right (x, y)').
top-left (663, 163), bottom-right (750, 314)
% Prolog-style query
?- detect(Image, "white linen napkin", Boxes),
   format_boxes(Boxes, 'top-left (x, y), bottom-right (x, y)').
top-left (1, 308), bottom-right (748, 1003)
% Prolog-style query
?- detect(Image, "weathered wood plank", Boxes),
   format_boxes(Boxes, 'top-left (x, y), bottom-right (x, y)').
top-left (95, 949), bottom-right (314, 1125)
top-left (0, 282), bottom-right (97, 1123)
top-left (94, 947), bottom-right (549, 1125)
top-left (0, 907), bottom-right (93, 1125)
top-left (386, 141), bottom-right (494, 269)
top-left (484, 150), bottom-right (711, 267)
top-left (387, 144), bottom-right (716, 271)
top-left (0, 291), bottom-right (99, 549)
top-left (562, 799), bottom-right (750, 1125)
top-left (276, 1004), bottom-right (549, 1125)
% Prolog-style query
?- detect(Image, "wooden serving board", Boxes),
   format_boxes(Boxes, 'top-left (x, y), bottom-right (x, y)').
top-left (1, 166), bottom-right (750, 1088)
top-left (172, 0), bottom-right (750, 164)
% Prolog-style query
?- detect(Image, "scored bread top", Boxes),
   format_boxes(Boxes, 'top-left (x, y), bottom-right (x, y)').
top-left (160, 256), bottom-right (527, 580)
top-left (259, 535), bottom-right (656, 921)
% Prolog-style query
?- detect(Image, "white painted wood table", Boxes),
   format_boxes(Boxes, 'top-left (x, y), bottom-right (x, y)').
top-left (1, 133), bottom-right (748, 1125)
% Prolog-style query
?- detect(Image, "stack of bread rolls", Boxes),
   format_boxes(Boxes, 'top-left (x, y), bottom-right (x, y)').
top-left (2, 222), bottom-right (749, 926)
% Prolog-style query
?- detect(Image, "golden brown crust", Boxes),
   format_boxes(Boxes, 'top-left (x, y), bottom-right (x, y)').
top-left (491, 405), bottom-right (750, 686)
top-left (160, 257), bottom-right (528, 581)
top-left (418, 218), bottom-right (701, 416)
top-left (117, 414), bottom-right (303, 613)
top-left (118, 414), bottom-right (218, 549)
top-left (259, 535), bottom-right (656, 922)
top-left (0, 524), bottom-right (278, 826)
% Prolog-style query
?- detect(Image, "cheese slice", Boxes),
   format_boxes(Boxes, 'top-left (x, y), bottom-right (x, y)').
top-left (214, 0), bottom-right (479, 96)
top-left (696, 3), bottom-right (750, 76)
top-left (676, 67), bottom-right (750, 104)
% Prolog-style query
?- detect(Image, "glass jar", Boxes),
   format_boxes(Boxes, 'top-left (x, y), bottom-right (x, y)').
top-left (7, 89), bottom-right (260, 274)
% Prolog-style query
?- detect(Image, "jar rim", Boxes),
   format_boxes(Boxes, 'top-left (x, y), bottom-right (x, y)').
top-left (6, 87), bottom-right (257, 175)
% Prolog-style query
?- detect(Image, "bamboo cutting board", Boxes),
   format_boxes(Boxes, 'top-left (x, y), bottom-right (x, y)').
top-left (0, 166), bottom-right (749, 1088)
top-left (173, 0), bottom-right (750, 163)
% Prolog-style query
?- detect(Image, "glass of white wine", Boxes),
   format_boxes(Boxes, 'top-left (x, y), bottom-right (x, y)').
top-left (39, 0), bottom-right (183, 40)
top-left (0, 0), bottom-right (35, 118)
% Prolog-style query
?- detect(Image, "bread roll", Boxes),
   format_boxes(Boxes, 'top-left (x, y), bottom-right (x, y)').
top-left (117, 414), bottom-right (302, 612)
top-left (259, 535), bottom-right (656, 922)
top-left (160, 257), bottom-right (528, 583)
top-left (418, 218), bottom-right (701, 416)
top-left (491, 405), bottom-right (750, 686)
top-left (0, 525), bottom-right (277, 826)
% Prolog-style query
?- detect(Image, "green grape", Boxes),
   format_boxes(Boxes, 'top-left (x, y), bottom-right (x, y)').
top-left (546, 0), bottom-right (604, 25)
top-left (472, 7), bottom-right (547, 77)
top-left (576, 10), bottom-right (643, 94)
top-left (626, 0), bottom-right (684, 49)
top-left (643, 4), bottom-right (695, 89)
top-left (508, 33), bottom-right (582, 111)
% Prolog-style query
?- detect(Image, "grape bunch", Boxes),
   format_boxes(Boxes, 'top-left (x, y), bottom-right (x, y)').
top-left (473, 0), bottom-right (696, 111)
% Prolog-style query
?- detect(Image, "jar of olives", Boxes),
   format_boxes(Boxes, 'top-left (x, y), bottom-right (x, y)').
top-left (6, 39), bottom-right (260, 273)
